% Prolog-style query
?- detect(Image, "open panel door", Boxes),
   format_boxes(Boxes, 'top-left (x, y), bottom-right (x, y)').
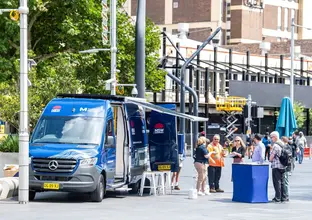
top-left (125, 98), bottom-right (208, 172)
top-left (148, 104), bottom-right (178, 172)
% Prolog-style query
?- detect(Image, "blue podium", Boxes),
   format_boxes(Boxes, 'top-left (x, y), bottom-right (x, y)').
top-left (232, 163), bottom-right (269, 203)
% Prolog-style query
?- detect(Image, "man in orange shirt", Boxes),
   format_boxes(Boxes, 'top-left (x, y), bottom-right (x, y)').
top-left (207, 134), bottom-right (226, 193)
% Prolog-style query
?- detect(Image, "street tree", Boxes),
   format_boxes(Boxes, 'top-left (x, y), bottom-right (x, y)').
top-left (0, 0), bottom-right (165, 129)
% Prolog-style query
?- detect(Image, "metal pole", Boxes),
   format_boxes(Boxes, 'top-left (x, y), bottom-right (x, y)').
top-left (290, 18), bottom-right (295, 105)
top-left (19, 0), bottom-right (29, 204)
top-left (180, 27), bottom-right (222, 135)
top-left (265, 53), bottom-right (268, 83)
top-left (280, 55), bottom-right (284, 84)
top-left (135, 0), bottom-right (146, 98)
top-left (167, 72), bottom-right (198, 151)
top-left (110, 0), bottom-right (117, 95)
top-left (247, 94), bottom-right (252, 134)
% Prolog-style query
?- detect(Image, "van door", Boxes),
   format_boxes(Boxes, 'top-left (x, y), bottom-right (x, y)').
top-left (104, 118), bottom-right (116, 184)
top-left (148, 104), bottom-right (179, 172)
top-left (125, 103), bottom-right (148, 176)
top-left (112, 105), bottom-right (129, 184)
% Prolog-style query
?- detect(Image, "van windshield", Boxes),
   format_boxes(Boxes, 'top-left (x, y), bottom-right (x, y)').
top-left (31, 116), bottom-right (104, 145)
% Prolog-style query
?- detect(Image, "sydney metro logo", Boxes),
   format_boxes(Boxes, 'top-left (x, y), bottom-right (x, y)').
top-left (154, 123), bottom-right (164, 134)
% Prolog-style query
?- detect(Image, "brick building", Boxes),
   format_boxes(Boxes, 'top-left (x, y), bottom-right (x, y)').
top-left (124, 0), bottom-right (312, 45)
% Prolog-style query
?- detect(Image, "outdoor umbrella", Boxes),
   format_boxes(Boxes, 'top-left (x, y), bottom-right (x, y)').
top-left (275, 97), bottom-right (297, 137)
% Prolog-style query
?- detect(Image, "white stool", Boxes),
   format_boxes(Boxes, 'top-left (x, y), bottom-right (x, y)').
top-left (162, 171), bottom-right (172, 194)
top-left (139, 171), bottom-right (172, 196)
top-left (139, 171), bottom-right (157, 196)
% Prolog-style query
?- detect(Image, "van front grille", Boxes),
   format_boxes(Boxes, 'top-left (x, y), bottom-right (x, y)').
top-left (32, 158), bottom-right (77, 173)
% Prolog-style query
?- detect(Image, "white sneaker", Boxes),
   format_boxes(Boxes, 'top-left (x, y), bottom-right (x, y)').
top-left (204, 191), bottom-right (211, 195)
top-left (197, 191), bottom-right (205, 196)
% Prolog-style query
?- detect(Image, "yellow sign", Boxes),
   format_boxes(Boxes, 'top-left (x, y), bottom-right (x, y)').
top-left (158, 165), bottom-right (171, 171)
top-left (0, 125), bottom-right (4, 134)
top-left (43, 183), bottom-right (60, 190)
top-left (9, 10), bottom-right (19, 21)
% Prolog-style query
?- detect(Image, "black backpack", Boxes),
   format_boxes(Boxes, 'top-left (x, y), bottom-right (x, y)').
top-left (276, 142), bottom-right (292, 167)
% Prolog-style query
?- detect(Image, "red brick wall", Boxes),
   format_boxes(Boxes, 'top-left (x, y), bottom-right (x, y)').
top-left (172, 0), bottom-right (212, 23)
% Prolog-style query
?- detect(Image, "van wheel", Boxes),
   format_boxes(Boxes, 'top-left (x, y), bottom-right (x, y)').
top-left (129, 178), bottom-right (151, 195)
top-left (29, 191), bottom-right (36, 201)
top-left (91, 175), bottom-right (105, 202)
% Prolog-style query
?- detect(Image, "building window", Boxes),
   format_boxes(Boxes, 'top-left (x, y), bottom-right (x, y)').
top-left (251, 75), bottom-right (257, 82)
top-left (200, 72), bottom-right (205, 94)
top-left (277, 7), bottom-right (282, 30)
top-left (233, 74), bottom-right (237, 80)
top-left (269, 77), bottom-right (273, 83)
top-left (284, 8), bottom-right (289, 31)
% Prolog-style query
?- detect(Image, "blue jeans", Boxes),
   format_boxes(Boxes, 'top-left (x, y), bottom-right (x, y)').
top-left (299, 147), bottom-right (304, 164)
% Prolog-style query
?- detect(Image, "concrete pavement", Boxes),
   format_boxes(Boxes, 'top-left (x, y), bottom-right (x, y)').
top-left (1, 157), bottom-right (312, 220)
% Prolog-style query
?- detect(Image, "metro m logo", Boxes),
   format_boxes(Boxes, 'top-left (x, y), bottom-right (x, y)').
top-left (80, 107), bottom-right (88, 112)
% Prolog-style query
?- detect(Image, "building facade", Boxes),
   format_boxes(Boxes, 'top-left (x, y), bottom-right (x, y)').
top-left (125, 0), bottom-right (312, 45)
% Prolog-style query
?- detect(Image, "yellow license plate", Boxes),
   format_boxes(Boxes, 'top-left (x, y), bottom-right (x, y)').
top-left (43, 183), bottom-right (60, 190)
top-left (158, 165), bottom-right (171, 171)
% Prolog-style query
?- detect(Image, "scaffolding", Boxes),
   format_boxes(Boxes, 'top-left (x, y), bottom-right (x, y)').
top-left (216, 96), bottom-right (247, 141)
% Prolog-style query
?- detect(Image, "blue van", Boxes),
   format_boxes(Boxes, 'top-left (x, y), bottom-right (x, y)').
top-left (29, 94), bottom-right (206, 202)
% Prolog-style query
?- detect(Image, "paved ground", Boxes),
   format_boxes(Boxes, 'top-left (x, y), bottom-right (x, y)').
top-left (1, 157), bottom-right (312, 220)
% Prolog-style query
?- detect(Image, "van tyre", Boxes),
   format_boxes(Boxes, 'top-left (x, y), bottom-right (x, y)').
top-left (91, 175), bottom-right (105, 202)
top-left (29, 191), bottom-right (36, 201)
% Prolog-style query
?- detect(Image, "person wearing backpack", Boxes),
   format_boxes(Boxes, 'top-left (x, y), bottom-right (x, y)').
top-left (282, 136), bottom-right (293, 201)
top-left (269, 131), bottom-right (287, 203)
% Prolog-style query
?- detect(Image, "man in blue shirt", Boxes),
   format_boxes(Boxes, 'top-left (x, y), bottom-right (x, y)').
top-left (262, 132), bottom-right (271, 161)
top-left (252, 134), bottom-right (265, 163)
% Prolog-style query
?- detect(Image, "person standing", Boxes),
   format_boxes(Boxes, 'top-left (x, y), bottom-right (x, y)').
top-left (269, 131), bottom-right (287, 203)
top-left (194, 136), bottom-right (214, 196)
top-left (282, 136), bottom-right (293, 201)
top-left (262, 132), bottom-right (271, 161)
top-left (288, 136), bottom-right (296, 173)
top-left (246, 134), bottom-right (253, 159)
top-left (207, 134), bottom-right (226, 193)
top-left (231, 136), bottom-right (246, 163)
top-left (252, 134), bottom-right (265, 163)
top-left (296, 131), bottom-right (307, 164)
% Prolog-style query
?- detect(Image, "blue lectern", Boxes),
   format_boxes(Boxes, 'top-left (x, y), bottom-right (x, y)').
top-left (232, 163), bottom-right (269, 203)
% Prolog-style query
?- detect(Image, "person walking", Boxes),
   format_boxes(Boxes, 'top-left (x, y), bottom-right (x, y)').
top-left (207, 134), bottom-right (226, 193)
top-left (269, 131), bottom-right (287, 203)
top-left (194, 136), bottom-right (214, 196)
top-left (296, 131), bottom-right (307, 164)
top-left (288, 136), bottom-right (296, 174)
top-left (262, 132), bottom-right (271, 161)
top-left (252, 134), bottom-right (265, 163)
top-left (171, 143), bottom-right (186, 190)
top-left (282, 136), bottom-right (293, 201)
top-left (231, 136), bottom-right (246, 163)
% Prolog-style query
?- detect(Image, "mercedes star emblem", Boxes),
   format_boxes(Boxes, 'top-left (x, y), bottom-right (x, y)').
top-left (48, 160), bottom-right (58, 171)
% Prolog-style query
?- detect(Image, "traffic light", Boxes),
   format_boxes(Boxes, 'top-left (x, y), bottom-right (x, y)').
top-left (251, 105), bottom-right (258, 118)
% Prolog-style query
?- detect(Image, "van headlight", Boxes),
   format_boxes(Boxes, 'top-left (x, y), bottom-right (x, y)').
top-left (80, 158), bottom-right (98, 167)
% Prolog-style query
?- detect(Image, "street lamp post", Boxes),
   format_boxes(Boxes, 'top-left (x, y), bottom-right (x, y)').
top-left (290, 18), bottom-right (312, 105)
top-left (0, 2), bottom-right (29, 205)
top-left (290, 18), bottom-right (295, 105)
top-left (19, 0), bottom-right (29, 204)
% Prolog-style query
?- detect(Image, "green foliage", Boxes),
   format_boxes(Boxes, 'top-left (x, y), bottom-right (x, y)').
top-left (0, 0), bottom-right (165, 129)
top-left (293, 102), bottom-right (305, 130)
top-left (0, 135), bottom-right (19, 153)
